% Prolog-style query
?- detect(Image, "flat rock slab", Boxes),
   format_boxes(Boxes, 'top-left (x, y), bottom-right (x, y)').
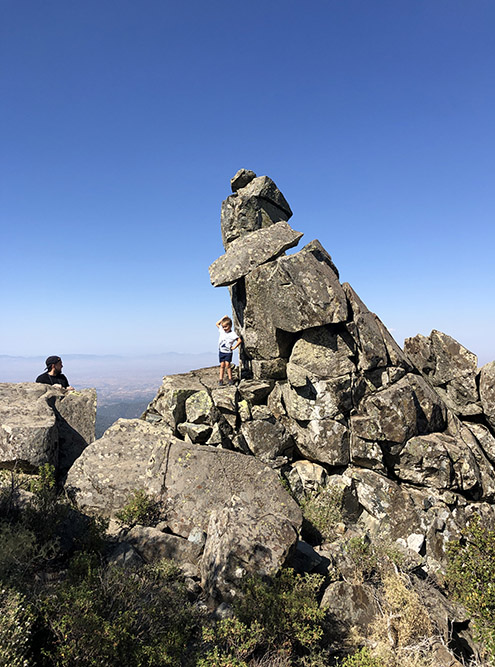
top-left (209, 221), bottom-right (303, 287)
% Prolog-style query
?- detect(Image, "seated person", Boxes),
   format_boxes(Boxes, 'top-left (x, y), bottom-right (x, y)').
top-left (36, 356), bottom-right (74, 390)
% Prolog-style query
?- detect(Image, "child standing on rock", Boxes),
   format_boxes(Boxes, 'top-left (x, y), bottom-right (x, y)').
top-left (216, 316), bottom-right (241, 386)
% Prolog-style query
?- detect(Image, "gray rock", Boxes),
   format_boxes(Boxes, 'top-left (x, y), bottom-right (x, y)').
top-left (185, 390), bottom-right (213, 424)
top-left (480, 361), bottom-right (495, 429)
top-left (350, 374), bottom-right (447, 448)
top-left (66, 419), bottom-right (171, 515)
top-left (55, 388), bottom-right (97, 475)
top-left (287, 460), bottom-right (328, 498)
top-left (348, 469), bottom-right (421, 541)
top-left (126, 525), bottom-right (202, 571)
top-left (291, 540), bottom-right (324, 573)
top-left (321, 581), bottom-right (379, 633)
top-left (234, 241), bottom-right (348, 361)
top-left (177, 422), bottom-right (212, 443)
top-left (0, 383), bottom-right (58, 470)
top-left (201, 495), bottom-right (300, 602)
top-left (394, 433), bottom-right (467, 490)
top-left (106, 542), bottom-right (143, 568)
top-left (209, 221), bottom-right (303, 287)
top-left (144, 373), bottom-right (204, 431)
top-left (349, 434), bottom-right (385, 470)
top-left (404, 330), bottom-right (481, 416)
top-left (0, 383), bottom-right (96, 473)
top-left (250, 358), bottom-right (287, 380)
top-left (188, 526), bottom-right (207, 547)
top-left (221, 194), bottom-right (290, 248)
top-left (211, 386), bottom-right (237, 413)
top-left (67, 418), bottom-right (301, 538)
top-left (466, 422), bottom-right (495, 465)
top-left (237, 380), bottom-right (273, 404)
top-left (282, 375), bottom-right (352, 422)
top-left (236, 175), bottom-right (293, 217)
top-left (292, 418), bottom-right (350, 466)
top-left (343, 283), bottom-right (411, 372)
top-left (287, 325), bottom-right (356, 387)
top-left (230, 168), bottom-right (256, 192)
top-left (240, 419), bottom-right (293, 459)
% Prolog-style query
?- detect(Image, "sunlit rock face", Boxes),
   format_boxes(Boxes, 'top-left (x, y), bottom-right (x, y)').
top-left (0, 382), bottom-right (96, 474)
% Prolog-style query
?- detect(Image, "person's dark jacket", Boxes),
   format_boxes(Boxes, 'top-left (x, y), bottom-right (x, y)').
top-left (36, 372), bottom-right (70, 389)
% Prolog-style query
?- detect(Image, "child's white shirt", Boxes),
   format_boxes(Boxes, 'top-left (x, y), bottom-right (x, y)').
top-left (218, 328), bottom-right (238, 353)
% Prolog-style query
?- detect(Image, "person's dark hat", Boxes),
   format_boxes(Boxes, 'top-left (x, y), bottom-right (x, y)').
top-left (45, 356), bottom-right (61, 369)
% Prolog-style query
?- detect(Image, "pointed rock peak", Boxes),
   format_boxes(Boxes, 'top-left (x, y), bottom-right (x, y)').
top-left (230, 168), bottom-right (257, 192)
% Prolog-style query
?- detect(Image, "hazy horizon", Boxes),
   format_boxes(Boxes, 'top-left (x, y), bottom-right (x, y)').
top-left (0, 351), bottom-right (220, 401)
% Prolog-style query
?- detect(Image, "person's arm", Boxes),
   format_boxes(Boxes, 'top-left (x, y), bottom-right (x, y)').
top-left (216, 317), bottom-right (225, 329)
top-left (231, 337), bottom-right (242, 351)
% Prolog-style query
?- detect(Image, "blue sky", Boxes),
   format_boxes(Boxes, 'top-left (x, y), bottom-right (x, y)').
top-left (1, 0), bottom-right (494, 366)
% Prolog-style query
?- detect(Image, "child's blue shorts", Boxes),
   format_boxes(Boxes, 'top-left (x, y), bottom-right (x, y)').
top-left (219, 351), bottom-right (233, 363)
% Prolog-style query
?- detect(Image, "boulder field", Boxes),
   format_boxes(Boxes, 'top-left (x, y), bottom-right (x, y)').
top-left (2, 170), bottom-right (495, 660)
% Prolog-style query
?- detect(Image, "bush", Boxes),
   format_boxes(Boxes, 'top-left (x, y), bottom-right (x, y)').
top-left (300, 486), bottom-right (344, 543)
top-left (200, 569), bottom-right (327, 665)
top-left (116, 489), bottom-right (162, 527)
top-left (447, 513), bottom-right (495, 661)
top-left (344, 537), bottom-right (377, 583)
top-left (0, 587), bottom-right (36, 667)
top-left (40, 559), bottom-right (198, 666)
top-left (339, 647), bottom-right (385, 667)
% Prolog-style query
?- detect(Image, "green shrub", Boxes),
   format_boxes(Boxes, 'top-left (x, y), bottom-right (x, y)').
top-left (0, 587), bottom-right (36, 667)
top-left (345, 537), bottom-right (377, 583)
top-left (300, 486), bottom-right (344, 543)
top-left (199, 618), bottom-right (263, 666)
top-left (116, 489), bottom-right (161, 527)
top-left (41, 559), bottom-right (198, 666)
top-left (339, 647), bottom-right (385, 666)
top-left (447, 513), bottom-right (495, 661)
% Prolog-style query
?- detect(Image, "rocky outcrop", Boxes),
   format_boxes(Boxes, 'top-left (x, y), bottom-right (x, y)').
top-left (0, 383), bottom-right (96, 474)
top-left (66, 417), bottom-right (302, 600)
top-left (61, 170), bottom-right (494, 660)
top-left (404, 330), bottom-right (482, 416)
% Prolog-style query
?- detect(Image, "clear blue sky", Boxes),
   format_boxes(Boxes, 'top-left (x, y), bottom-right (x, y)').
top-left (1, 0), bottom-right (494, 365)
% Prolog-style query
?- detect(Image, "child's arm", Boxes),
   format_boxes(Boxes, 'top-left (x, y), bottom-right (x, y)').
top-left (216, 317), bottom-right (227, 329)
top-left (231, 337), bottom-right (242, 351)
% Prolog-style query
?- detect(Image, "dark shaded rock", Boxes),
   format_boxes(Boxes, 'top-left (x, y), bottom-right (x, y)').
top-left (230, 168), bottom-right (256, 192)
top-left (321, 581), bottom-right (379, 633)
top-left (127, 525), bottom-right (202, 570)
top-left (240, 418), bottom-right (293, 459)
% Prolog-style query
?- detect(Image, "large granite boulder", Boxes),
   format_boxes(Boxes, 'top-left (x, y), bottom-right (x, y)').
top-left (404, 330), bottom-right (481, 416)
top-left (0, 383), bottom-right (95, 473)
top-left (66, 418), bottom-right (302, 596)
top-left (233, 241), bottom-right (348, 363)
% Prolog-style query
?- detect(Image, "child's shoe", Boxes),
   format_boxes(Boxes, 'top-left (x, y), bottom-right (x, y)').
top-left (228, 380), bottom-right (234, 385)
top-left (218, 380), bottom-right (224, 386)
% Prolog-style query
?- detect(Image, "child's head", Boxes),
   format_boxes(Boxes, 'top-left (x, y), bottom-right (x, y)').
top-left (221, 316), bottom-right (232, 332)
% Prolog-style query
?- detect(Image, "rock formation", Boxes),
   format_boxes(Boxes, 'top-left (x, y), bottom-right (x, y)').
top-left (18, 169), bottom-right (493, 660)
top-left (0, 383), bottom-right (96, 476)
